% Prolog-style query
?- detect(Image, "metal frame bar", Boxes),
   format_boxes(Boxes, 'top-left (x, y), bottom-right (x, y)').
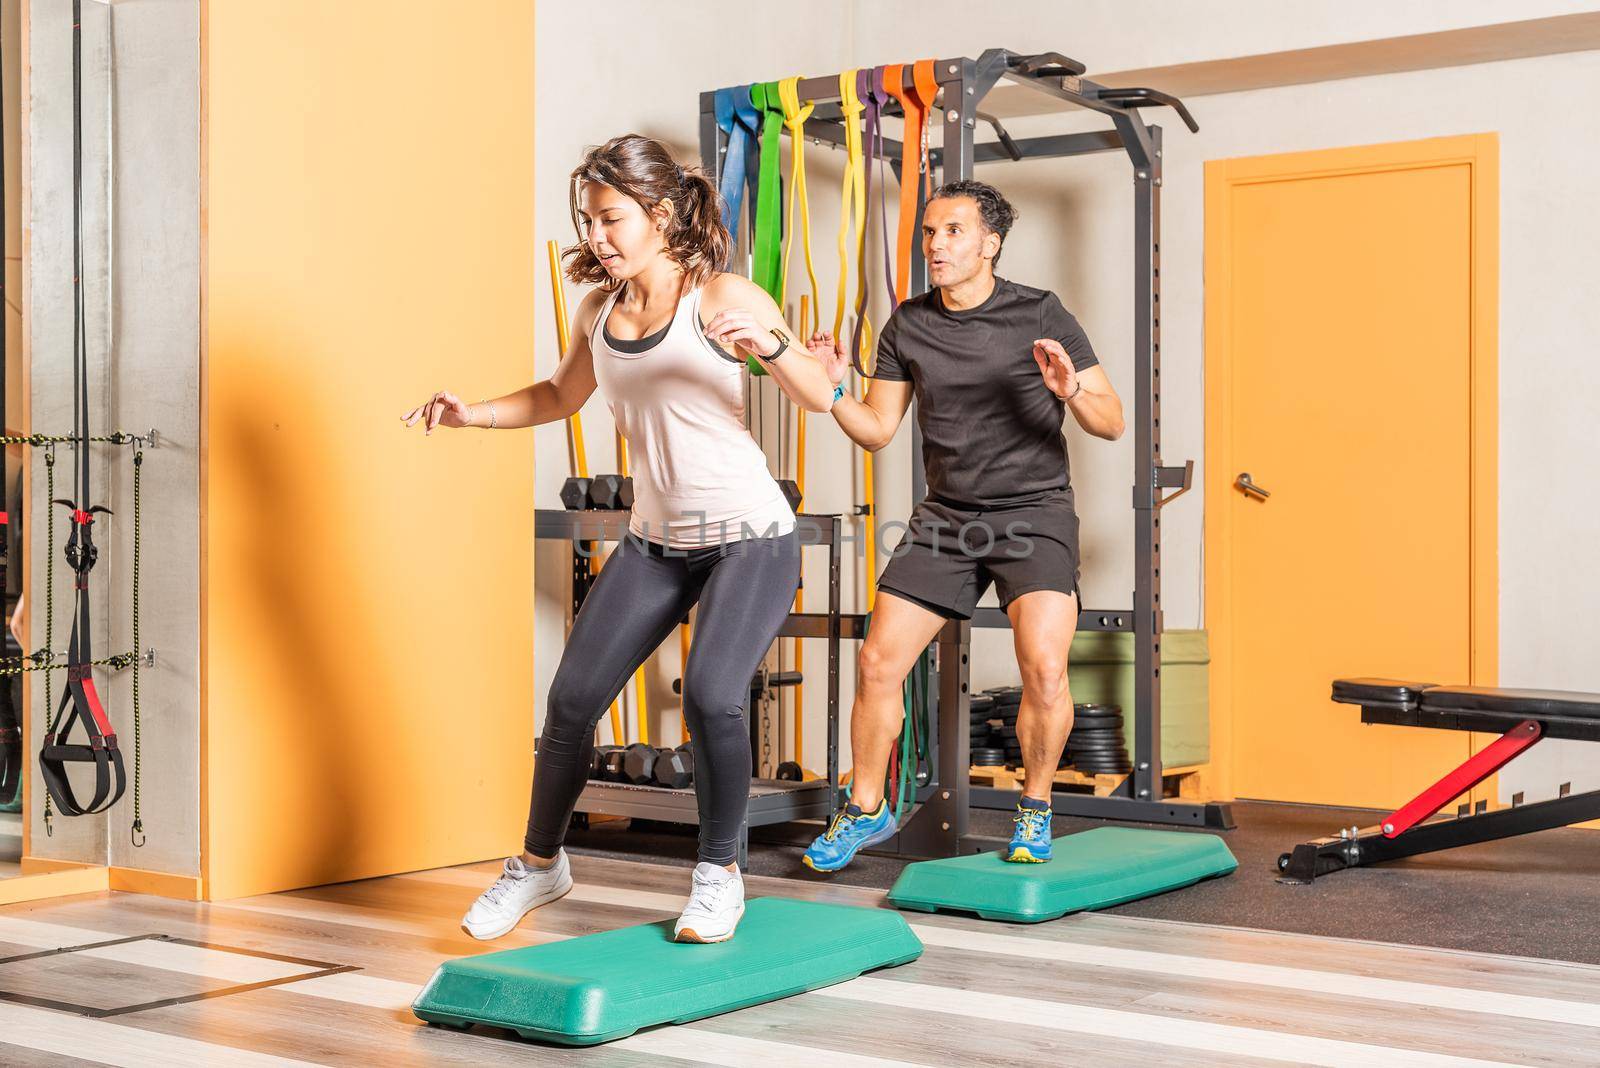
top-left (1280, 788), bottom-right (1600, 882)
top-left (1283, 699), bottom-right (1600, 880)
top-left (696, 50), bottom-right (1232, 861)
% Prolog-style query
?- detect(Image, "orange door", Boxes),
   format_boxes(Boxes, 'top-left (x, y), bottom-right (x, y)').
top-left (1206, 136), bottom-right (1497, 809)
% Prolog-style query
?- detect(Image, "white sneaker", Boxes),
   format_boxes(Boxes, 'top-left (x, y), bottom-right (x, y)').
top-left (461, 851), bottom-right (573, 940)
top-left (673, 862), bottom-right (746, 944)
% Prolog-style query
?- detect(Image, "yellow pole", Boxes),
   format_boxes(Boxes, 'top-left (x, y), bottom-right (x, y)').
top-left (613, 398), bottom-right (649, 745)
top-left (546, 242), bottom-right (589, 479)
top-left (679, 620), bottom-right (692, 743)
top-left (548, 240), bottom-right (620, 745)
top-left (859, 320), bottom-right (878, 613)
top-left (791, 296), bottom-right (809, 768)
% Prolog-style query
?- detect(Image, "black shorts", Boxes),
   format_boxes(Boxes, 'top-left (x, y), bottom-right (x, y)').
top-left (877, 489), bottom-right (1081, 620)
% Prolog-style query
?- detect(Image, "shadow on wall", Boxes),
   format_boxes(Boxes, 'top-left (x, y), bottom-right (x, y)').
top-left (208, 331), bottom-right (535, 896)
top-left (212, 347), bottom-right (363, 888)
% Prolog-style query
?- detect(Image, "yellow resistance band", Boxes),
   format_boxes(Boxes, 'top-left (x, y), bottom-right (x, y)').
top-left (778, 77), bottom-right (820, 337)
top-left (833, 71), bottom-right (865, 340)
top-left (780, 80), bottom-right (821, 768)
top-left (832, 72), bottom-right (878, 614)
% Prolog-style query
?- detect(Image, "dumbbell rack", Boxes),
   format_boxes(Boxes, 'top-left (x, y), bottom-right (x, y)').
top-left (534, 508), bottom-right (845, 868)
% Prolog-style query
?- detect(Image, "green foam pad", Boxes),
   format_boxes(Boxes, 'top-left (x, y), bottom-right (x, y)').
top-left (887, 827), bottom-right (1237, 923)
top-left (412, 896), bottom-right (923, 1046)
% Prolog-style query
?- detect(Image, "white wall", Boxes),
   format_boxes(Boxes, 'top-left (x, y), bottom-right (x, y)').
top-left (534, 4), bottom-right (1600, 799)
top-left (533, 2), bottom-right (858, 767)
top-left (853, 0), bottom-right (1600, 75)
top-left (25, 0), bottom-right (200, 873)
top-left (853, 12), bottom-right (1600, 803)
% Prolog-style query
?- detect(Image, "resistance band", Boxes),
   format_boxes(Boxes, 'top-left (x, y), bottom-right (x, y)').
top-left (849, 68), bottom-right (880, 365)
top-left (872, 67), bottom-right (898, 310)
top-left (712, 85), bottom-right (760, 241)
top-left (778, 69), bottom-right (819, 761)
top-left (740, 82), bottom-right (788, 377)
top-left (885, 60), bottom-right (940, 305)
top-left (832, 71), bottom-right (865, 341)
top-left (912, 60), bottom-right (940, 199)
top-left (750, 82), bottom-right (785, 300)
top-left (777, 77), bottom-right (820, 338)
top-left (39, 0), bottom-right (125, 821)
top-left (850, 71), bottom-right (881, 612)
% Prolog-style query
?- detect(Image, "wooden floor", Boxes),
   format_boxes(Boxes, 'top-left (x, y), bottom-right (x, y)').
top-left (0, 811), bottom-right (21, 879)
top-left (1, 851), bottom-right (1599, 1066)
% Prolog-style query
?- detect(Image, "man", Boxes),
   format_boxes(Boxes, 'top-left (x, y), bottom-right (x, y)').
top-left (802, 180), bottom-right (1123, 869)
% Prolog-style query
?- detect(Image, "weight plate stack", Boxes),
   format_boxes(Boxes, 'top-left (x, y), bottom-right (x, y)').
top-left (971, 747), bottom-right (1007, 767)
top-left (1067, 703), bottom-right (1131, 775)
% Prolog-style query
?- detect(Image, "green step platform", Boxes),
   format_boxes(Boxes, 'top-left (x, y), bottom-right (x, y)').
top-left (412, 897), bottom-right (923, 1046)
top-left (887, 827), bottom-right (1237, 923)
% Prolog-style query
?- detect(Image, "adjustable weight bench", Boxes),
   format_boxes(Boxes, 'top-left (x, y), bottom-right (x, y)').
top-left (1279, 678), bottom-right (1600, 882)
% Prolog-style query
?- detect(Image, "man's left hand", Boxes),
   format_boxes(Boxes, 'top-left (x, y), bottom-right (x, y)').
top-left (1032, 338), bottom-right (1078, 401)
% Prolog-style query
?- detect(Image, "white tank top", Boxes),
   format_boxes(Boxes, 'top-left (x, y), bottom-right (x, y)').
top-left (590, 284), bottom-right (795, 548)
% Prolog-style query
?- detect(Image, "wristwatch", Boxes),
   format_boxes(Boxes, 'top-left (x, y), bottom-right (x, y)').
top-left (755, 328), bottom-right (790, 364)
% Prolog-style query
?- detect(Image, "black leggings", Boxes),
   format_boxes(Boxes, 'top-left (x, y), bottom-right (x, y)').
top-left (525, 530), bottom-right (800, 866)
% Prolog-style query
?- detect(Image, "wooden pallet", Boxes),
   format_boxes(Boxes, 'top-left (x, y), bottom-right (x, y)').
top-left (970, 763), bottom-right (1204, 799)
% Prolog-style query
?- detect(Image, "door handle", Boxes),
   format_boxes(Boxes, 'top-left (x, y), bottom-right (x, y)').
top-left (1235, 472), bottom-right (1271, 501)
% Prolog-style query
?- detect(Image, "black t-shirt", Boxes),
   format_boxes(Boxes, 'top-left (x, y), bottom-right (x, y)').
top-left (873, 277), bottom-right (1098, 508)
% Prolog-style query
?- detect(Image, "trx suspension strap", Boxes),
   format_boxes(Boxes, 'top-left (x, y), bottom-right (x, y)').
top-left (712, 85), bottom-right (759, 241)
top-left (40, 0), bottom-right (124, 819)
top-left (777, 77), bottom-right (820, 337)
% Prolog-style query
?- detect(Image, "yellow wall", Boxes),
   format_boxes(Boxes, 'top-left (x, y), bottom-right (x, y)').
top-left (203, 2), bottom-right (537, 900)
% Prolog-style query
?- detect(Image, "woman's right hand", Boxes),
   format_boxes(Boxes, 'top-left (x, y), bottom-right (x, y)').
top-left (401, 390), bottom-right (473, 435)
top-left (805, 330), bottom-right (849, 386)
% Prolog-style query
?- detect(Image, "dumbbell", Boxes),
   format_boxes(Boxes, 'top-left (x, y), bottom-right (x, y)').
top-left (775, 760), bottom-right (804, 782)
top-left (601, 747), bottom-right (628, 782)
top-left (652, 743), bottom-right (695, 789)
top-left (560, 477), bottom-right (593, 511)
top-left (588, 474), bottom-right (635, 511)
top-left (622, 742), bottom-right (658, 785)
top-left (776, 478), bottom-right (802, 513)
top-left (590, 744), bottom-right (623, 780)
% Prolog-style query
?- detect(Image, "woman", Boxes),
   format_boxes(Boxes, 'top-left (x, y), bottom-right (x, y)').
top-left (402, 135), bottom-right (838, 943)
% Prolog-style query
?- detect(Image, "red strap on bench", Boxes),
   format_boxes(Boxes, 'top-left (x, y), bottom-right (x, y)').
top-left (1382, 718), bottom-right (1541, 837)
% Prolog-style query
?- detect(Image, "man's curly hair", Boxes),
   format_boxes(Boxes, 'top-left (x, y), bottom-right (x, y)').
top-left (928, 179), bottom-right (1018, 265)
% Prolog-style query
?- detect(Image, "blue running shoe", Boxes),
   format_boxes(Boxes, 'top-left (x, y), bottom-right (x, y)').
top-left (1006, 800), bottom-right (1053, 863)
top-left (802, 800), bottom-right (897, 872)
